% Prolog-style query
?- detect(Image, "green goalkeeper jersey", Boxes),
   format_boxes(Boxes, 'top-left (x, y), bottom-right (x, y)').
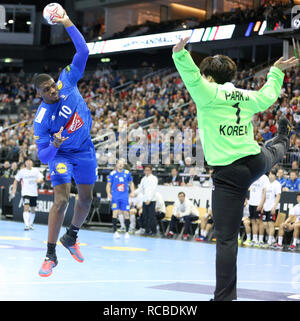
top-left (172, 49), bottom-right (285, 166)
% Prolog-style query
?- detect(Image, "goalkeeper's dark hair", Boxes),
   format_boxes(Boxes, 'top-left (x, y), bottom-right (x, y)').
top-left (33, 74), bottom-right (52, 89)
top-left (199, 54), bottom-right (237, 84)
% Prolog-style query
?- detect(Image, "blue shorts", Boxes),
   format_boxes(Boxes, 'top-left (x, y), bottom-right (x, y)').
top-left (111, 197), bottom-right (130, 212)
top-left (49, 140), bottom-right (97, 187)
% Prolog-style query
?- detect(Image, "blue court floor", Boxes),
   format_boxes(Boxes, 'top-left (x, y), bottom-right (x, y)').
top-left (0, 220), bottom-right (300, 301)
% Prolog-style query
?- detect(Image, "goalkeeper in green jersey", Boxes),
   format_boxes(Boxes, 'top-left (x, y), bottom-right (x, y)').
top-left (172, 37), bottom-right (298, 301)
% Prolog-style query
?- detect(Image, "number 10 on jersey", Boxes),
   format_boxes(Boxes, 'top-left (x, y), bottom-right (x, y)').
top-left (59, 105), bottom-right (72, 119)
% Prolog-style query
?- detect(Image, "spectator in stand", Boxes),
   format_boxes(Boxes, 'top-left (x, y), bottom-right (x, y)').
top-left (164, 167), bottom-right (182, 186)
top-left (288, 135), bottom-right (300, 164)
top-left (276, 167), bottom-right (287, 187)
top-left (293, 105), bottom-right (300, 131)
top-left (291, 160), bottom-right (299, 171)
top-left (128, 122), bottom-right (143, 142)
top-left (261, 126), bottom-right (273, 142)
top-left (283, 170), bottom-right (300, 191)
top-left (274, 191), bottom-right (300, 251)
top-left (268, 119), bottom-right (277, 136)
top-left (166, 192), bottom-right (199, 240)
top-left (9, 162), bottom-right (18, 178)
top-left (181, 157), bottom-right (202, 185)
top-left (252, 114), bottom-right (260, 128)
top-left (0, 161), bottom-right (10, 178)
top-left (294, 137), bottom-right (300, 150)
top-left (255, 132), bottom-right (264, 144)
top-left (202, 167), bottom-right (214, 187)
top-left (182, 166), bottom-right (201, 186)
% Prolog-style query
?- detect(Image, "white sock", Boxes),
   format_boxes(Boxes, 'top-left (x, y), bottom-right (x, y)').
top-left (247, 234), bottom-right (251, 241)
top-left (119, 214), bottom-right (125, 228)
top-left (201, 229), bottom-right (205, 236)
top-left (278, 236), bottom-right (283, 246)
top-left (203, 230), bottom-right (208, 237)
top-left (268, 235), bottom-right (273, 245)
top-left (259, 235), bottom-right (264, 243)
top-left (130, 215), bottom-right (136, 229)
top-left (29, 212), bottom-right (35, 226)
top-left (23, 211), bottom-right (30, 227)
top-left (253, 234), bottom-right (258, 242)
top-left (293, 238), bottom-right (297, 246)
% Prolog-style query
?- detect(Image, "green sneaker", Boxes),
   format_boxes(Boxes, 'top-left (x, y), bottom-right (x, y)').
top-left (243, 239), bottom-right (252, 246)
top-left (254, 242), bottom-right (263, 248)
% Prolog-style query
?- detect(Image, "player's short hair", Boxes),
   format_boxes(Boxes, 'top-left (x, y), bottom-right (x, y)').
top-left (269, 169), bottom-right (277, 176)
top-left (144, 165), bottom-right (152, 171)
top-left (297, 192), bottom-right (300, 197)
top-left (290, 169), bottom-right (298, 175)
top-left (199, 54), bottom-right (237, 84)
top-left (33, 73), bottom-right (53, 89)
top-left (178, 192), bottom-right (185, 197)
top-left (117, 158), bottom-right (125, 164)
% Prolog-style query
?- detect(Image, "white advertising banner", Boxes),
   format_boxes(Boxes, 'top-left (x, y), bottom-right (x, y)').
top-left (156, 185), bottom-right (212, 209)
top-left (87, 24), bottom-right (236, 55)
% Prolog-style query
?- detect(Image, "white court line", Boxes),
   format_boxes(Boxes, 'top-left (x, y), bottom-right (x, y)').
top-left (0, 279), bottom-right (300, 286)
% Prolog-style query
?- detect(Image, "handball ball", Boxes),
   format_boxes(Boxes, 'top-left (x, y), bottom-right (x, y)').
top-left (43, 3), bottom-right (64, 25)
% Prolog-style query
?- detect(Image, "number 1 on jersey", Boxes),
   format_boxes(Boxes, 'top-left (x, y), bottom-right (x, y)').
top-left (232, 103), bottom-right (241, 124)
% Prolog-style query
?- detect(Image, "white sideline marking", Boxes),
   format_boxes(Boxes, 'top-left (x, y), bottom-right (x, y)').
top-left (0, 279), bottom-right (299, 286)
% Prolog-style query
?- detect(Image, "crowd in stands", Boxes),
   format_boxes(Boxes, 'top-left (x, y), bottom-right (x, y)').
top-left (84, 0), bottom-right (293, 42)
top-left (2, 56), bottom-right (300, 182)
top-left (210, 0), bottom-right (291, 28)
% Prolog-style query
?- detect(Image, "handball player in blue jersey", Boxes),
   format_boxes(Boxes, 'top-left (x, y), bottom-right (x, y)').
top-left (106, 159), bottom-right (135, 239)
top-left (33, 9), bottom-right (97, 277)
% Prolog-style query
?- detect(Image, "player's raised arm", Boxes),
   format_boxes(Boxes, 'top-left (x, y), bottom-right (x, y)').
top-left (241, 56), bottom-right (299, 114)
top-left (54, 10), bottom-right (89, 75)
top-left (172, 37), bottom-right (218, 107)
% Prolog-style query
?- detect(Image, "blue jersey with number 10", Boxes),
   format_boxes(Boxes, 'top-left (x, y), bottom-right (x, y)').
top-left (107, 170), bottom-right (133, 199)
top-left (33, 63), bottom-right (92, 154)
